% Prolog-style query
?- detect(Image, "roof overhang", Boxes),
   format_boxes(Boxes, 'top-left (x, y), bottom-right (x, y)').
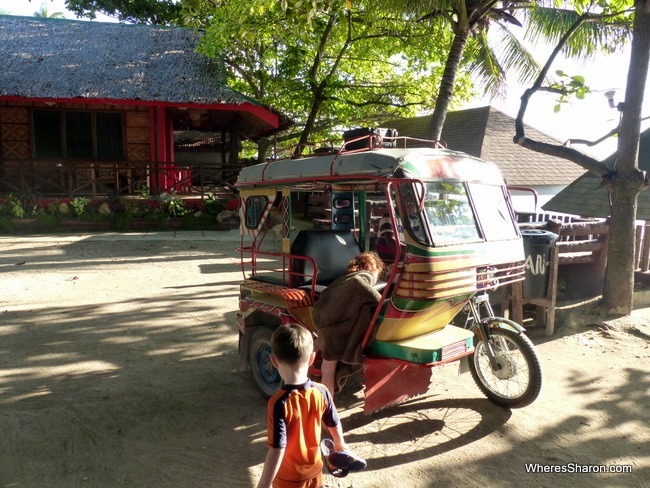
top-left (0, 95), bottom-right (291, 139)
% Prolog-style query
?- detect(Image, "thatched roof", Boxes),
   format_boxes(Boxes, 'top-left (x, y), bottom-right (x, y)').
top-left (382, 106), bottom-right (586, 187)
top-left (1, 15), bottom-right (239, 103)
top-left (543, 127), bottom-right (650, 219)
top-left (0, 15), bottom-right (289, 137)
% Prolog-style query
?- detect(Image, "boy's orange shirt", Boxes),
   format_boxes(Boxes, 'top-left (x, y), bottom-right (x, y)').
top-left (266, 380), bottom-right (339, 484)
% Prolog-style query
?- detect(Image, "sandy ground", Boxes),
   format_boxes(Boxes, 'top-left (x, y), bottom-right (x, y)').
top-left (0, 231), bottom-right (648, 488)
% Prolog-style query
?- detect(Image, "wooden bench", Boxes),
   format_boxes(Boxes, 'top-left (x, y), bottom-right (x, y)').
top-left (510, 219), bottom-right (610, 335)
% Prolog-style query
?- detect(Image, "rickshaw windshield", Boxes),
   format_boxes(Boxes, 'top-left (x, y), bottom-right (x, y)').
top-left (420, 181), bottom-right (481, 245)
top-left (467, 182), bottom-right (519, 241)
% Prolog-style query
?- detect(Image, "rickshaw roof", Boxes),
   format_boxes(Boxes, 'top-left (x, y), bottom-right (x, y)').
top-left (236, 147), bottom-right (505, 187)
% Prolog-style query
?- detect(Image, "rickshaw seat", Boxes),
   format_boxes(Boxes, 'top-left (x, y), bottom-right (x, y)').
top-left (290, 229), bottom-right (361, 288)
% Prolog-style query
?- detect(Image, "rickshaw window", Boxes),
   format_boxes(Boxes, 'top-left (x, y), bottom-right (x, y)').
top-left (245, 195), bottom-right (269, 229)
top-left (401, 185), bottom-right (428, 243)
top-left (421, 181), bottom-right (480, 244)
top-left (467, 182), bottom-right (518, 241)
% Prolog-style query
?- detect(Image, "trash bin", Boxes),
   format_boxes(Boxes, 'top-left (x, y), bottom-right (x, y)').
top-left (521, 230), bottom-right (558, 298)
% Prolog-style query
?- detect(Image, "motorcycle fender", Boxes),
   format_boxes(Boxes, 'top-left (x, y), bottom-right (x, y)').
top-left (238, 330), bottom-right (251, 372)
top-left (486, 317), bottom-right (526, 334)
top-left (458, 356), bottom-right (470, 375)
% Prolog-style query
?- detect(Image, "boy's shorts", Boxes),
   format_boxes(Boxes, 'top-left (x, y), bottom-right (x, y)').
top-left (272, 471), bottom-right (322, 488)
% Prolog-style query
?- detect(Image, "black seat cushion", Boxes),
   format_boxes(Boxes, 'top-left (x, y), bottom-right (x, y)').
top-left (291, 230), bottom-right (361, 287)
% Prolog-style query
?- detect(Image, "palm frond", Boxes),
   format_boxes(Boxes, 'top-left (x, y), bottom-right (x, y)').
top-left (465, 32), bottom-right (506, 98)
top-left (524, 7), bottom-right (632, 58)
top-left (466, 24), bottom-right (540, 98)
top-left (492, 24), bottom-right (541, 86)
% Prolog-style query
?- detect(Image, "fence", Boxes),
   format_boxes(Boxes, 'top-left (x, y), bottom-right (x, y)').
top-left (0, 160), bottom-right (244, 198)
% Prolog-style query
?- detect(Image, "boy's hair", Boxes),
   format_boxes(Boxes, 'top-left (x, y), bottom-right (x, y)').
top-left (271, 324), bottom-right (313, 365)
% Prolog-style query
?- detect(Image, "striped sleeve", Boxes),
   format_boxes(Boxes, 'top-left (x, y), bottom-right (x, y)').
top-left (313, 382), bottom-right (340, 428)
top-left (267, 392), bottom-right (289, 448)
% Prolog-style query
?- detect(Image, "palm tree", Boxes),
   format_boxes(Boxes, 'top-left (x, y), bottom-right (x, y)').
top-left (34, 3), bottom-right (66, 19)
top-left (377, 1), bottom-right (537, 140)
top-left (377, 1), bottom-right (631, 141)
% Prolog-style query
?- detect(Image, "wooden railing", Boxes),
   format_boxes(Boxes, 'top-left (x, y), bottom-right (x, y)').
top-left (0, 160), bottom-right (244, 198)
top-left (517, 210), bottom-right (579, 224)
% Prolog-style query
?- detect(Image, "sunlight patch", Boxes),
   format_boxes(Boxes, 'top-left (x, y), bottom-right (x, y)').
top-left (0, 360), bottom-right (119, 383)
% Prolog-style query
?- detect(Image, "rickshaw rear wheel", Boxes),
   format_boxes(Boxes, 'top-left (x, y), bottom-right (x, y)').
top-left (249, 325), bottom-right (282, 399)
top-left (469, 327), bottom-right (542, 408)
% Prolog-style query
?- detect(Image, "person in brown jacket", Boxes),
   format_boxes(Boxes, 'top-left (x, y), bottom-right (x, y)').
top-left (312, 252), bottom-right (385, 396)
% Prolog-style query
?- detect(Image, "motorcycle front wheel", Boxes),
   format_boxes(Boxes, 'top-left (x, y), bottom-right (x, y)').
top-left (469, 326), bottom-right (542, 408)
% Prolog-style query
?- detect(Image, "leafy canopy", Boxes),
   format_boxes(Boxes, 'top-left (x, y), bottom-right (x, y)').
top-left (66, 0), bottom-right (182, 24)
top-left (183, 1), bottom-right (473, 144)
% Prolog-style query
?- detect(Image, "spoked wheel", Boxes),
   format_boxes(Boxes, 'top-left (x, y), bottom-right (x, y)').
top-left (469, 326), bottom-right (542, 408)
top-left (248, 326), bottom-right (282, 399)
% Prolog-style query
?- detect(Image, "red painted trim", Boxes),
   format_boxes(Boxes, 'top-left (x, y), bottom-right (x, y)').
top-left (0, 96), bottom-right (280, 128)
top-left (238, 103), bottom-right (279, 128)
top-left (157, 106), bottom-right (167, 163)
top-left (149, 107), bottom-right (157, 163)
top-left (166, 116), bottom-right (174, 162)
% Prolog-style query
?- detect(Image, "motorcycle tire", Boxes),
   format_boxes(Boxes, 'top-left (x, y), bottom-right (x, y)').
top-left (469, 326), bottom-right (542, 408)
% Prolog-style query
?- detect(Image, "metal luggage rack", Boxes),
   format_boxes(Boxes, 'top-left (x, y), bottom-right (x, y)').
top-left (271, 129), bottom-right (447, 161)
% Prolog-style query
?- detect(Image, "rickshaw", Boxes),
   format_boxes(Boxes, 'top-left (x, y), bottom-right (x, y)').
top-left (234, 131), bottom-right (542, 414)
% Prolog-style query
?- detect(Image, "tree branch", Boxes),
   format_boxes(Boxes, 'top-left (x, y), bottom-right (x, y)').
top-left (307, 14), bottom-right (337, 89)
top-left (224, 58), bottom-right (262, 98)
top-left (514, 11), bottom-right (612, 177)
top-left (514, 135), bottom-right (611, 176)
top-left (565, 130), bottom-right (619, 148)
top-left (324, 96), bottom-right (425, 108)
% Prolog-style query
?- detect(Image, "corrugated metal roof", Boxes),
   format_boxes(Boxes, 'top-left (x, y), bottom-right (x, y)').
top-left (0, 15), bottom-right (253, 106)
top-left (382, 106), bottom-right (586, 186)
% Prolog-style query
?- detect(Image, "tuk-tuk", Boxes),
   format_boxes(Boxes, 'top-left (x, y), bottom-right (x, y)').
top-left (234, 131), bottom-right (542, 414)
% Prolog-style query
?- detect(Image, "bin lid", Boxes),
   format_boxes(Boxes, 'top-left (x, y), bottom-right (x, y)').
top-left (521, 229), bottom-right (558, 243)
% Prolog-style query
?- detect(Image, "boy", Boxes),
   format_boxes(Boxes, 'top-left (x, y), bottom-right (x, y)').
top-left (257, 324), bottom-right (348, 488)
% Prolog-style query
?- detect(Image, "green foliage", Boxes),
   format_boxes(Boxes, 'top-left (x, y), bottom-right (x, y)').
top-left (66, 0), bottom-right (182, 24)
top-left (70, 197), bottom-right (91, 217)
top-left (165, 195), bottom-right (189, 217)
top-left (525, 3), bottom-right (632, 58)
top-left (144, 207), bottom-right (168, 227)
top-left (0, 194), bottom-right (233, 232)
top-left (113, 211), bottom-right (133, 232)
top-left (204, 193), bottom-right (226, 215)
top-left (65, 0), bottom-right (635, 151)
top-left (35, 211), bottom-right (61, 231)
top-left (33, 5), bottom-right (66, 18)
top-left (551, 69), bottom-right (591, 112)
top-left (0, 194), bottom-right (27, 218)
top-left (188, 0), bottom-right (462, 145)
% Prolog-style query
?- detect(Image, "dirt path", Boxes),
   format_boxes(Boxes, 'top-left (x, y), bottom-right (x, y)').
top-left (0, 232), bottom-right (648, 487)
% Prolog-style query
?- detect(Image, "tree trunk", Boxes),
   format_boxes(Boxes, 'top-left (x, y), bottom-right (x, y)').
top-left (256, 138), bottom-right (272, 164)
top-left (601, 0), bottom-right (650, 314)
top-left (603, 172), bottom-right (644, 314)
top-left (426, 28), bottom-right (469, 141)
top-left (295, 93), bottom-right (325, 156)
